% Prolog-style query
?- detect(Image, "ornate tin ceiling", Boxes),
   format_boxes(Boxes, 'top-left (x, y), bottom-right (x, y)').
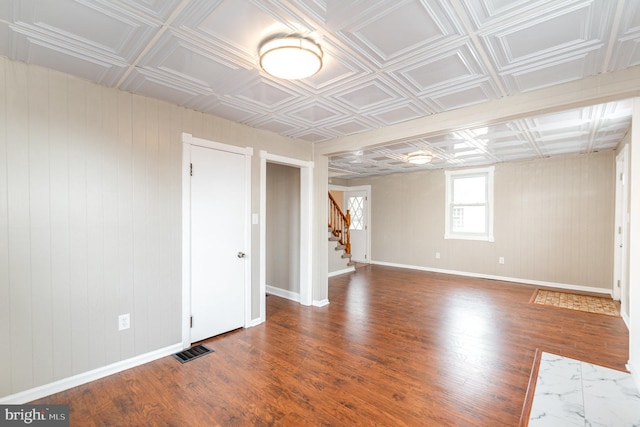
top-left (0, 0), bottom-right (637, 177)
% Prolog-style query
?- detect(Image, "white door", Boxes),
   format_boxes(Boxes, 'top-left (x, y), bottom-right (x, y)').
top-left (190, 145), bottom-right (246, 342)
top-left (345, 190), bottom-right (368, 263)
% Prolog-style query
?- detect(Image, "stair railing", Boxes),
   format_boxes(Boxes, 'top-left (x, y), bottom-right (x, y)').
top-left (328, 192), bottom-right (351, 255)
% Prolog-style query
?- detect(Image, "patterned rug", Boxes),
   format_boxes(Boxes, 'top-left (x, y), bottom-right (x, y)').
top-left (532, 289), bottom-right (619, 317)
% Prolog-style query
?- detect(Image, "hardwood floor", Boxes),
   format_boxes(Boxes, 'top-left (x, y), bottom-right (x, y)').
top-left (33, 265), bottom-right (629, 426)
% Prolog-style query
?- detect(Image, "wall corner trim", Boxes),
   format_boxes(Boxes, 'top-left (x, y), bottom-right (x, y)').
top-left (247, 317), bottom-right (264, 328)
top-left (328, 266), bottom-right (356, 277)
top-left (312, 299), bottom-right (330, 307)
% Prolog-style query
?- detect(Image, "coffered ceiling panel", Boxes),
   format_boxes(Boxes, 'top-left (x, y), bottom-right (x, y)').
top-left (490, 4), bottom-right (606, 64)
top-left (4, 0), bottom-right (158, 85)
top-left (463, 0), bottom-right (554, 28)
top-left (430, 81), bottom-right (498, 110)
top-left (327, 118), bottom-right (375, 136)
top-left (504, 55), bottom-right (590, 93)
top-left (0, 0), bottom-right (637, 177)
top-left (333, 78), bottom-right (403, 111)
top-left (119, 0), bottom-right (184, 21)
top-left (199, 99), bottom-right (261, 124)
top-left (371, 102), bottom-right (429, 126)
top-left (479, 0), bottom-right (611, 92)
top-left (14, 0), bottom-right (158, 60)
top-left (122, 67), bottom-right (205, 105)
top-left (337, 0), bottom-right (461, 66)
top-left (608, 0), bottom-right (640, 70)
top-left (134, 31), bottom-right (250, 94)
top-left (392, 42), bottom-right (487, 94)
top-left (174, 1), bottom-right (304, 63)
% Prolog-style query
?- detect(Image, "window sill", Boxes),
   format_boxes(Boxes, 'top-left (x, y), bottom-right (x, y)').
top-left (444, 234), bottom-right (494, 242)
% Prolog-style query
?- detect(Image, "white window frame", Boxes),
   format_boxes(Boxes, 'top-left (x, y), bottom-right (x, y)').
top-left (347, 195), bottom-right (365, 231)
top-left (444, 166), bottom-right (495, 242)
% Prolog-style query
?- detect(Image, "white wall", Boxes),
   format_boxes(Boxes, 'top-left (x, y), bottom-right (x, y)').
top-left (0, 57), bottom-right (313, 398)
top-left (312, 153), bottom-right (329, 305)
top-left (629, 97), bottom-right (640, 390)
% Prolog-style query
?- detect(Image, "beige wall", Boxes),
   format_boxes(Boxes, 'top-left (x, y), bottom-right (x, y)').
top-left (0, 57), bottom-right (313, 398)
top-left (266, 163), bottom-right (300, 293)
top-left (329, 190), bottom-right (344, 211)
top-left (347, 151), bottom-right (615, 289)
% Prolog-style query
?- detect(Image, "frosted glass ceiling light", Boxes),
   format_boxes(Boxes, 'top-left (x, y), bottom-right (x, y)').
top-left (407, 152), bottom-right (433, 165)
top-left (259, 36), bottom-right (323, 80)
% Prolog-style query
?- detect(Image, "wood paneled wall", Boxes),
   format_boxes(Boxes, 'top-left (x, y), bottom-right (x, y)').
top-left (0, 60), bottom-right (183, 397)
top-left (0, 57), bottom-right (313, 398)
top-left (347, 151), bottom-right (616, 290)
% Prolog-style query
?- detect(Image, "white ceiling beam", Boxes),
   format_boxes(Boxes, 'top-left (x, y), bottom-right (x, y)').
top-left (315, 64), bottom-right (640, 156)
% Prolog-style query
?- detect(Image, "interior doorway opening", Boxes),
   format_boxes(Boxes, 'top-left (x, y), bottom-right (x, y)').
top-left (259, 151), bottom-right (314, 323)
top-left (265, 163), bottom-right (301, 303)
top-left (328, 184), bottom-right (371, 272)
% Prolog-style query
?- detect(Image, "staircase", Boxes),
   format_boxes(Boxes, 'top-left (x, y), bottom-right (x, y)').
top-left (328, 192), bottom-right (355, 267)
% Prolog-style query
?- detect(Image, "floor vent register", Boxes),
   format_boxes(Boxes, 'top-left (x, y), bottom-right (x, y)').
top-left (172, 345), bottom-right (213, 364)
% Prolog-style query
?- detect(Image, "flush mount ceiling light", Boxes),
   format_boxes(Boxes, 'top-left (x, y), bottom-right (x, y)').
top-left (407, 152), bottom-right (433, 165)
top-left (259, 36), bottom-right (323, 80)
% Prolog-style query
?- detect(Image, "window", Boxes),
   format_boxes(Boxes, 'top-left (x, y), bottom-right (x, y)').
top-left (347, 196), bottom-right (364, 230)
top-left (445, 166), bottom-right (494, 241)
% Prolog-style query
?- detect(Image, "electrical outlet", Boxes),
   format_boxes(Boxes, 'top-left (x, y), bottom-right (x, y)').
top-left (435, 252), bottom-right (441, 259)
top-left (499, 256), bottom-right (505, 264)
top-left (118, 314), bottom-right (130, 331)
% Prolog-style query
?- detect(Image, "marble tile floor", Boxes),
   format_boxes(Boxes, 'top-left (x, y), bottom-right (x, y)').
top-left (529, 352), bottom-right (640, 426)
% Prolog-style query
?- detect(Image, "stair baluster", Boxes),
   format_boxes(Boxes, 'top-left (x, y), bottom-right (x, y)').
top-left (328, 192), bottom-right (351, 256)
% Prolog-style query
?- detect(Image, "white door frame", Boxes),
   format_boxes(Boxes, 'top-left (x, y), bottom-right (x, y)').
top-left (613, 144), bottom-right (629, 316)
top-left (329, 184), bottom-right (372, 264)
top-left (259, 151), bottom-right (314, 321)
top-left (181, 133), bottom-right (253, 349)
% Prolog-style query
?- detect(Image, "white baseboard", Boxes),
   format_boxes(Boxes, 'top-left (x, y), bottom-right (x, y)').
top-left (0, 343), bottom-right (183, 404)
top-left (313, 299), bottom-right (330, 307)
top-left (328, 266), bottom-right (355, 277)
top-left (370, 260), bottom-right (613, 296)
top-left (266, 285), bottom-right (300, 303)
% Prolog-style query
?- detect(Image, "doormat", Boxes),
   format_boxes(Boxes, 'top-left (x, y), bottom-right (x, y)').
top-left (172, 344), bottom-right (213, 364)
top-left (531, 289), bottom-right (619, 317)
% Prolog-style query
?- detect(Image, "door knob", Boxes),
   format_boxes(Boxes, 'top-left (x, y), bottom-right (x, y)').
top-left (237, 252), bottom-right (246, 258)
